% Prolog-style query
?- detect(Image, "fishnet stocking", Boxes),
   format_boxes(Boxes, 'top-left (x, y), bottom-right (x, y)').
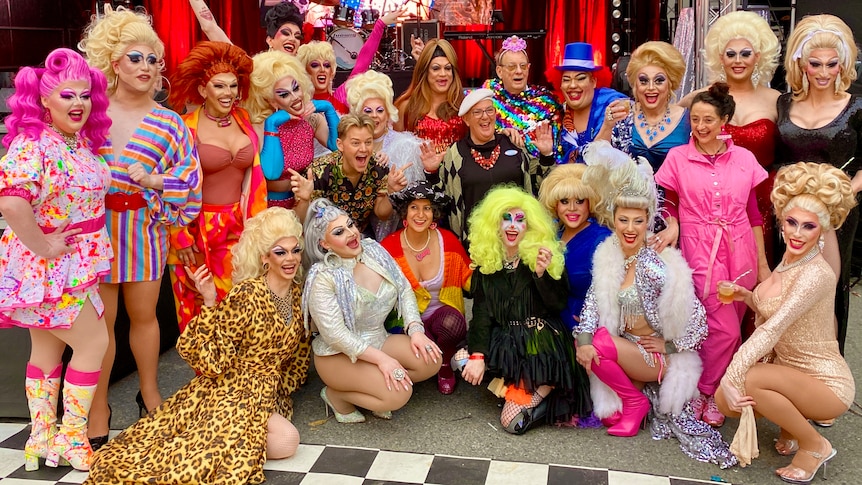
top-left (266, 413), bottom-right (300, 460)
top-left (424, 306), bottom-right (467, 379)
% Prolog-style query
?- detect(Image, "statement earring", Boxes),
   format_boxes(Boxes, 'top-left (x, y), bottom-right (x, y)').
top-left (262, 262), bottom-right (270, 272)
top-left (403, 220), bottom-right (408, 228)
top-left (430, 222), bottom-right (438, 230)
top-left (779, 226), bottom-right (785, 243)
top-left (717, 125), bottom-right (732, 141)
top-left (751, 68), bottom-right (761, 87)
top-left (802, 75), bottom-right (809, 95)
top-left (835, 75), bottom-right (841, 95)
top-left (819, 234), bottom-right (826, 250)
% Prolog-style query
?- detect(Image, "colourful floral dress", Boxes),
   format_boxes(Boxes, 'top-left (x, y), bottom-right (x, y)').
top-left (0, 132), bottom-right (113, 328)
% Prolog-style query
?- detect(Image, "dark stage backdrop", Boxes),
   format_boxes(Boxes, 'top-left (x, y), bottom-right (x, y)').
top-left (794, 0), bottom-right (862, 94)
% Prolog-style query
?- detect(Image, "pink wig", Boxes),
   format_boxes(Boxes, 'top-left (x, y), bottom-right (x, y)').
top-left (3, 48), bottom-right (111, 150)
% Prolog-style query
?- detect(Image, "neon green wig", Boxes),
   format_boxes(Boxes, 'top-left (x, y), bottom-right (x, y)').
top-left (467, 185), bottom-right (564, 278)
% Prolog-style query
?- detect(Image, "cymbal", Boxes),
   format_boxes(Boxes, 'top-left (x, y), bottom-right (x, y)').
top-left (310, 0), bottom-right (341, 7)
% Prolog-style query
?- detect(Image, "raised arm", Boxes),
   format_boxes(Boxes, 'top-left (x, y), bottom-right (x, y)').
top-left (189, 0), bottom-right (231, 44)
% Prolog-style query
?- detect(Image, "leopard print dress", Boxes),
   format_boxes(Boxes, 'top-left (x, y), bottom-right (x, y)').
top-left (86, 276), bottom-right (310, 485)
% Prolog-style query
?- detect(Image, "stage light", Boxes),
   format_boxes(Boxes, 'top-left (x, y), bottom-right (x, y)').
top-left (612, 0), bottom-right (621, 6)
top-left (612, 44), bottom-right (621, 53)
top-left (612, 33), bottom-right (621, 42)
top-left (612, 9), bottom-right (621, 18)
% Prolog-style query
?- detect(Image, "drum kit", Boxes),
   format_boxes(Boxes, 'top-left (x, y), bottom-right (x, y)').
top-left (310, 0), bottom-right (426, 71)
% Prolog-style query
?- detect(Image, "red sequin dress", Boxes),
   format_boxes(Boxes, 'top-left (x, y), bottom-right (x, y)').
top-left (726, 119), bottom-right (778, 266)
top-left (415, 115), bottom-right (468, 154)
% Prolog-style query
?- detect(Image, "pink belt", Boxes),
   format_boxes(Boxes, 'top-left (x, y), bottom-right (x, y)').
top-left (40, 214), bottom-right (106, 235)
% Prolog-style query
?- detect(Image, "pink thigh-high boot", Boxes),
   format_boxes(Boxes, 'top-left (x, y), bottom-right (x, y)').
top-left (591, 328), bottom-right (650, 437)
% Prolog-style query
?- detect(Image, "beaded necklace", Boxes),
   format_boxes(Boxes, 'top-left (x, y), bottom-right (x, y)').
top-left (485, 78), bottom-right (561, 159)
top-left (775, 245), bottom-right (819, 273)
top-left (203, 105), bottom-right (232, 127)
top-left (49, 125), bottom-right (77, 148)
top-left (470, 145), bottom-right (501, 170)
top-left (402, 229), bottom-right (431, 261)
top-left (636, 105), bottom-right (672, 142)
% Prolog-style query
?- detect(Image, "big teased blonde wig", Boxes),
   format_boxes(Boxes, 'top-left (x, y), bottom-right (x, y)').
top-left (245, 50), bottom-right (313, 124)
top-left (467, 185), bottom-right (564, 278)
top-left (296, 41), bottom-right (336, 91)
top-left (771, 162), bottom-right (857, 231)
top-left (78, 5), bottom-right (164, 95)
top-left (704, 11), bottom-right (780, 86)
top-left (626, 41), bottom-right (686, 94)
top-left (537, 163), bottom-right (598, 221)
top-left (784, 14), bottom-right (858, 100)
top-left (231, 207), bottom-right (304, 283)
top-left (345, 70), bottom-right (399, 123)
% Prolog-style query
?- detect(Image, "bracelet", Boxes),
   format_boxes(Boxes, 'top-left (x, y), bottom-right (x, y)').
top-left (468, 354), bottom-right (484, 360)
top-left (575, 332), bottom-right (594, 346)
top-left (664, 341), bottom-right (678, 355)
top-left (406, 322), bottom-right (425, 336)
top-left (264, 131), bottom-right (279, 137)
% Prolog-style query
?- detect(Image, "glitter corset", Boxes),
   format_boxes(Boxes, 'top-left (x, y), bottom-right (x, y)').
top-left (617, 284), bottom-right (644, 333)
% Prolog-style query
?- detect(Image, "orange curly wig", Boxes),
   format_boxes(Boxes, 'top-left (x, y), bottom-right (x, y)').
top-left (169, 41), bottom-right (253, 109)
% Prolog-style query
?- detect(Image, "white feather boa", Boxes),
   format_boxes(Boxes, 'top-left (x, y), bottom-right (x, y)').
top-left (588, 238), bottom-right (703, 417)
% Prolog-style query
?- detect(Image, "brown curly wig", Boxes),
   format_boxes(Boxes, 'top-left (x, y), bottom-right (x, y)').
top-left (169, 41), bottom-right (253, 109)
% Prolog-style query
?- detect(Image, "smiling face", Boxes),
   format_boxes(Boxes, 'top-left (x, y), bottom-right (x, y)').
top-left (426, 56), bottom-right (454, 96)
top-left (42, 80), bottom-right (92, 137)
top-left (267, 22), bottom-right (302, 55)
top-left (496, 50), bottom-right (530, 94)
top-left (464, 98), bottom-right (496, 144)
top-left (113, 43), bottom-right (160, 95)
top-left (261, 236), bottom-right (303, 284)
top-left (634, 65), bottom-right (670, 111)
top-left (361, 98), bottom-right (389, 138)
top-left (782, 206), bottom-right (822, 258)
top-left (500, 208), bottom-right (527, 253)
top-left (405, 199), bottom-right (434, 233)
top-left (560, 71), bottom-right (596, 111)
top-left (721, 38), bottom-right (759, 84)
top-left (322, 214), bottom-right (362, 259)
top-left (556, 197), bottom-right (590, 233)
top-left (270, 75), bottom-right (305, 117)
top-left (336, 126), bottom-right (374, 176)
top-left (690, 101), bottom-right (726, 147)
top-left (306, 58), bottom-right (334, 94)
top-left (804, 48), bottom-right (841, 93)
top-left (199, 72), bottom-right (238, 117)
top-left (614, 207), bottom-right (648, 256)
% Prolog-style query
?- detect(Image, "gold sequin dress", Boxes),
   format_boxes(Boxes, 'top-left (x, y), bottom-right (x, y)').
top-left (725, 257), bottom-right (855, 407)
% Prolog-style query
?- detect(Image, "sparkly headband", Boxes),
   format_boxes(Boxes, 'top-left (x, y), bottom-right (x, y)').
top-left (501, 36), bottom-right (527, 54)
top-left (307, 200), bottom-right (345, 242)
top-left (791, 29), bottom-right (851, 62)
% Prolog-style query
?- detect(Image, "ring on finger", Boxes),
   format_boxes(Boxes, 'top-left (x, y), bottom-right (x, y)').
top-left (424, 344), bottom-right (433, 352)
top-left (392, 368), bottom-right (405, 381)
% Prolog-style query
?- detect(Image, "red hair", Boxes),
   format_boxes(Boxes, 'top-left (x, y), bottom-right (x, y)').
top-left (170, 41), bottom-right (253, 109)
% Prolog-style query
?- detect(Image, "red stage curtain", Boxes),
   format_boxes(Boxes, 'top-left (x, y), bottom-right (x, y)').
top-left (144, 0), bottom-right (266, 76)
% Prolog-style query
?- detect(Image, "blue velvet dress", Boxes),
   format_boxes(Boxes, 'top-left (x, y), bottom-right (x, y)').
top-left (561, 220), bottom-right (611, 332)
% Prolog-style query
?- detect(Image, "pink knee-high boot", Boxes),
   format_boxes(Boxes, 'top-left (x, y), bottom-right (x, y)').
top-left (591, 329), bottom-right (650, 437)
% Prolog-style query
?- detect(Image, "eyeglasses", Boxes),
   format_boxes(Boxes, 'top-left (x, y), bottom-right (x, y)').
top-left (501, 62), bottom-right (529, 72)
top-left (724, 48), bottom-right (754, 59)
top-left (471, 107), bottom-right (496, 118)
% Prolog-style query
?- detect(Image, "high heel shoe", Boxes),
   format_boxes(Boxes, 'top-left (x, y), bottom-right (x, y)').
top-left (438, 364), bottom-right (456, 395)
top-left (135, 391), bottom-right (148, 418)
top-left (88, 404), bottom-right (112, 452)
top-left (776, 441), bottom-right (836, 484)
top-left (320, 387), bottom-right (365, 423)
top-left (774, 436), bottom-right (799, 456)
top-left (371, 410), bottom-right (392, 420)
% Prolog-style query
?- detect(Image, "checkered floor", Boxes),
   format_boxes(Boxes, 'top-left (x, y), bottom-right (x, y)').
top-left (0, 422), bottom-right (728, 485)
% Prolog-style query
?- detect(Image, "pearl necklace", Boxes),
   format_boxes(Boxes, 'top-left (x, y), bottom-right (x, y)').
top-left (49, 125), bottom-right (77, 148)
top-left (637, 105), bottom-right (672, 142)
top-left (775, 245), bottom-right (820, 273)
top-left (403, 230), bottom-right (431, 261)
top-left (623, 254), bottom-right (637, 271)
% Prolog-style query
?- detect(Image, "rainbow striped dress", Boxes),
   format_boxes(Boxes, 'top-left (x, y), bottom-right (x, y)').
top-left (99, 108), bottom-right (202, 283)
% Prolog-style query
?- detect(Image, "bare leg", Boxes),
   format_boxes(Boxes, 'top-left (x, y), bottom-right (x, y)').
top-left (265, 412), bottom-right (300, 460)
top-left (89, 282), bottom-right (118, 440)
top-left (314, 354), bottom-right (413, 414)
top-left (48, 300), bottom-right (108, 371)
top-left (28, 331), bottom-right (68, 377)
top-left (715, 363), bottom-right (847, 478)
top-left (122, 279), bottom-right (164, 411)
top-left (611, 335), bottom-right (662, 383)
top-left (383, 334), bottom-right (441, 382)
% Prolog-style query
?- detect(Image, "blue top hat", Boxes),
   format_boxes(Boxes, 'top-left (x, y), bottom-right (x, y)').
top-left (556, 42), bottom-right (601, 71)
